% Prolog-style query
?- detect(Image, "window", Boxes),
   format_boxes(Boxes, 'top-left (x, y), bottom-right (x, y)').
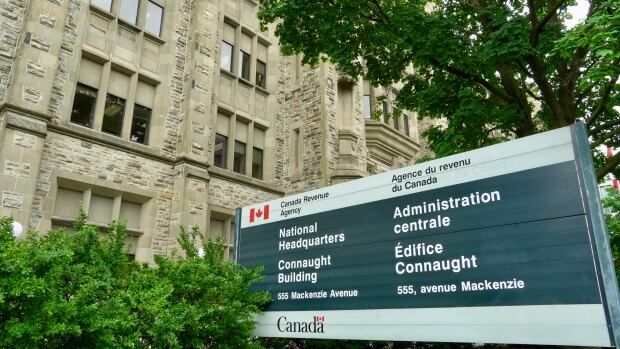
top-left (256, 59), bottom-right (266, 88)
top-left (120, 201), bottom-right (142, 230)
top-left (219, 22), bottom-right (269, 88)
top-left (234, 121), bottom-right (248, 174)
top-left (363, 95), bottom-right (372, 119)
top-left (233, 141), bottom-right (246, 174)
top-left (214, 113), bottom-right (230, 168)
top-left (131, 81), bottom-right (155, 144)
top-left (382, 101), bottom-right (388, 123)
top-left (393, 115), bottom-right (400, 131)
top-left (71, 84), bottom-right (98, 128)
top-left (102, 94), bottom-right (126, 136)
top-left (91, 0), bottom-right (112, 11)
top-left (221, 22), bottom-right (236, 73)
top-left (239, 50), bottom-right (251, 80)
top-left (130, 105), bottom-right (150, 144)
top-left (252, 128), bottom-right (265, 179)
top-left (363, 80), bottom-right (372, 119)
top-left (214, 134), bottom-right (228, 168)
top-left (208, 211), bottom-right (235, 260)
top-left (102, 70), bottom-right (130, 136)
top-left (291, 126), bottom-right (302, 175)
top-left (256, 42), bottom-right (268, 88)
top-left (214, 111), bottom-right (267, 179)
top-left (52, 183), bottom-right (148, 260)
top-left (92, 0), bottom-right (162, 36)
top-left (53, 188), bottom-right (83, 219)
top-left (252, 148), bottom-right (263, 179)
top-left (71, 58), bottom-right (103, 128)
top-left (220, 41), bottom-right (234, 72)
top-left (119, 0), bottom-right (140, 24)
top-left (403, 113), bottom-right (410, 136)
top-left (71, 57), bottom-right (157, 143)
top-left (89, 194), bottom-right (114, 224)
top-left (239, 33), bottom-right (252, 81)
top-left (145, 1), bottom-right (163, 36)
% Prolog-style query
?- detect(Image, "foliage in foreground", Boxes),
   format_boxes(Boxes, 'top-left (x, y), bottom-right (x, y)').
top-left (603, 187), bottom-right (620, 279)
top-left (0, 214), bottom-right (269, 349)
top-left (259, 0), bottom-right (620, 180)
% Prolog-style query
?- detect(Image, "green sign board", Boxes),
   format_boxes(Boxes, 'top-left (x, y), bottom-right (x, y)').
top-left (236, 124), bottom-right (620, 346)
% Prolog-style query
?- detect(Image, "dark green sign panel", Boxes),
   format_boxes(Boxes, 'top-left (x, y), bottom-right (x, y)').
top-left (236, 124), bottom-right (620, 346)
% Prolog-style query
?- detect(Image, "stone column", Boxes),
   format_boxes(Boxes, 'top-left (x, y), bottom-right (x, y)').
top-left (0, 109), bottom-right (47, 231)
top-left (168, 163), bottom-right (209, 241)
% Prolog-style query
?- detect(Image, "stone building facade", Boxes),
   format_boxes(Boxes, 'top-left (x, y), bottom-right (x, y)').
top-left (0, 0), bottom-right (421, 263)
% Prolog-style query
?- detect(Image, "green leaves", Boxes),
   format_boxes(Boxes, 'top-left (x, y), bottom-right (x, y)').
top-left (260, 0), bottom-right (620, 179)
top-left (0, 216), bottom-right (269, 348)
top-left (602, 188), bottom-right (620, 280)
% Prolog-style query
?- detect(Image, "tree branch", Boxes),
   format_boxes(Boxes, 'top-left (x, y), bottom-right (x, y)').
top-left (428, 58), bottom-right (513, 103)
top-left (524, 86), bottom-right (544, 101)
top-left (590, 118), bottom-right (620, 135)
top-left (531, 0), bottom-right (568, 46)
top-left (586, 60), bottom-right (620, 126)
top-left (526, 0), bottom-right (539, 27)
top-left (526, 55), bottom-right (568, 126)
top-left (516, 60), bottom-right (534, 78)
top-left (592, 127), bottom-right (620, 148)
top-left (596, 150), bottom-right (620, 181)
top-left (586, 82), bottom-right (616, 128)
top-left (576, 55), bottom-right (604, 102)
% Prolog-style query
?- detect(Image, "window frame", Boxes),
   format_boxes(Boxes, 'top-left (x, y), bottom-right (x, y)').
top-left (91, 0), bottom-right (113, 12)
top-left (233, 140), bottom-right (247, 175)
top-left (50, 180), bottom-right (151, 261)
top-left (145, 0), bottom-right (164, 37)
top-left (239, 50), bottom-right (251, 81)
top-left (256, 59), bottom-right (266, 88)
top-left (213, 110), bottom-right (268, 181)
top-left (102, 93), bottom-right (127, 136)
top-left (70, 83), bottom-right (98, 128)
top-left (130, 103), bottom-right (151, 144)
top-left (119, 0), bottom-right (140, 25)
top-left (252, 146), bottom-right (263, 179)
top-left (214, 133), bottom-right (229, 169)
top-left (70, 56), bottom-right (158, 144)
top-left (220, 40), bottom-right (234, 73)
top-left (363, 94), bottom-right (372, 119)
top-left (208, 208), bottom-right (236, 261)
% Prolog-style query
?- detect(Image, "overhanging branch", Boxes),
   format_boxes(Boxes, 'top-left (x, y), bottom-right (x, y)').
top-left (428, 58), bottom-right (513, 103)
top-left (592, 127), bottom-right (620, 148)
top-left (596, 151), bottom-right (620, 181)
top-left (531, 0), bottom-right (568, 46)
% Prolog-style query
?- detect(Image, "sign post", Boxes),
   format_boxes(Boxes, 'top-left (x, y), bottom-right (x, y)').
top-left (236, 124), bottom-right (620, 346)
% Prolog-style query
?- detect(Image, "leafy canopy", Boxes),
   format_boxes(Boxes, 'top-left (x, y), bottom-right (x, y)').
top-left (603, 187), bottom-right (620, 279)
top-left (0, 214), bottom-right (269, 348)
top-left (259, 0), bottom-right (620, 179)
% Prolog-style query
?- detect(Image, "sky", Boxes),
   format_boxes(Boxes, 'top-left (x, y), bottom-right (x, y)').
top-left (566, 0), bottom-right (590, 28)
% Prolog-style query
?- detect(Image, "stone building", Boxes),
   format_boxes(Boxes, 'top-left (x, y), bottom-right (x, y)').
top-left (0, 0), bottom-right (421, 263)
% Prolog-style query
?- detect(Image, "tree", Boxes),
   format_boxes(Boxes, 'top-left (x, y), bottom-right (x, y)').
top-left (602, 187), bottom-right (620, 279)
top-left (0, 215), bottom-right (269, 348)
top-left (258, 0), bottom-right (620, 180)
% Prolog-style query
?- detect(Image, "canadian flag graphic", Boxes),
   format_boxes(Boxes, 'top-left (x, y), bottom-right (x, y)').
top-left (249, 204), bottom-right (270, 223)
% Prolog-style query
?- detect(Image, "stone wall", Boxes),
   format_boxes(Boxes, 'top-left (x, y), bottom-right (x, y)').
top-left (33, 132), bottom-right (175, 256)
top-left (0, 0), bottom-right (29, 103)
top-left (47, 0), bottom-right (81, 122)
top-left (164, 0), bottom-right (192, 158)
top-left (208, 176), bottom-right (279, 211)
top-left (281, 64), bottom-right (326, 194)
